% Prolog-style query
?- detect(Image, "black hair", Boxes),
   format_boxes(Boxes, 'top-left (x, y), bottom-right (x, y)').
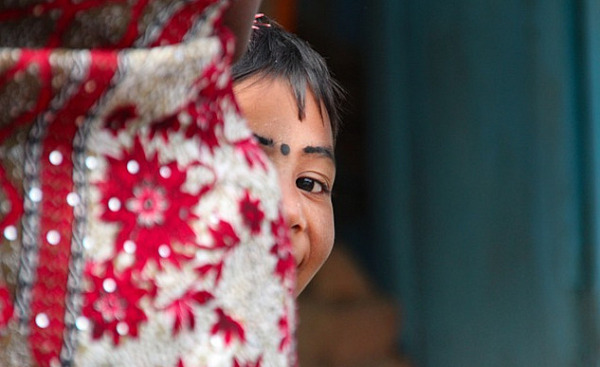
top-left (232, 16), bottom-right (345, 142)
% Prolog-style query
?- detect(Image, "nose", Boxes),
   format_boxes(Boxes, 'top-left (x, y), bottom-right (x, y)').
top-left (281, 182), bottom-right (307, 234)
top-left (279, 169), bottom-right (310, 268)
top-left (279, 179), bottom-right (308, 267)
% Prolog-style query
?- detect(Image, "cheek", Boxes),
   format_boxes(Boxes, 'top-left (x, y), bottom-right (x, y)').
top-left (311, 204), bottom-right (335, 266)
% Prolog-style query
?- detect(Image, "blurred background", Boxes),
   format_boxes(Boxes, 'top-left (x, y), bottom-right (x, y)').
top-left (260, 1), bottom-right (600, 366)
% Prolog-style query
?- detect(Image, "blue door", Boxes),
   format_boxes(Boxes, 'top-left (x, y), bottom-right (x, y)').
top-left (364, 0), bottom-right (600, 366)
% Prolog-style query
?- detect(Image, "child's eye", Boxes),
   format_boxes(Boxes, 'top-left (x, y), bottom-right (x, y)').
top-left (296, 177), bottom-right (329, 194)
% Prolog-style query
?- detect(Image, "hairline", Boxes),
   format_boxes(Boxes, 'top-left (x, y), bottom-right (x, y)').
top-left (235, 71), bottom-right (332, 129)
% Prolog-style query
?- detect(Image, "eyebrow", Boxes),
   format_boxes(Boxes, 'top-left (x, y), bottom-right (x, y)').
top-left (303, 145), bottom-right (335, 162)
top-left (254, 133), bottom-right (335, 162)
top-left (253, 133), bottom-right (274, 147)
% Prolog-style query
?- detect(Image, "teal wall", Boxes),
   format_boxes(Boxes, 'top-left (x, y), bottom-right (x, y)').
top-left (364, 0), bottom-right (600, 366)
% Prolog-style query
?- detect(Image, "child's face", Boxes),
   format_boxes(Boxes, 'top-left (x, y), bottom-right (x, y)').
top-left (234, 76), bottom-right (335, 295)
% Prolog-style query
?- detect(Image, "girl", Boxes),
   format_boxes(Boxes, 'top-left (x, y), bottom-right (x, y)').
top-left (233, 16), bottom-right (345, 295)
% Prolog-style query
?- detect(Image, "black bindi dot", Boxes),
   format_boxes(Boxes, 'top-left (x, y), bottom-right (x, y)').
top-left (280, 143), bottom-right (290, 156)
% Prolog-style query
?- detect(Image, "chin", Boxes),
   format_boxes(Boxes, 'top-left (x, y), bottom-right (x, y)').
top-left (294, 274), bottom-right (313, 297)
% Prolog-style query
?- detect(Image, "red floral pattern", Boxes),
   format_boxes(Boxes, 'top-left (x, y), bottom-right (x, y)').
top-left (148, 100), bottom-right (222, 150)
top-left (0, 0), bottom-right (296, 365)
top-left (163, 289), bottom-right (214, 334)
top-left (240, 191), bottom-right (265, 235)
top-left (270, 215), bottom-right (295, 284)
top-left (278, 314), bottom-right (292, 352)
top-left (82, 264), bottom-right (149, 345)
top-left (195, 261), bottom-right (225, 283)
top-left (98, 137), bottom-right (200, 270)
top-left (104, 105), bottom-right (139, 136)
top-left (207, 219), bottom-right (240, 250)
top-left (189, 101), bottom-right (222, 151)
top-left (211, 308), bottom-right (245, 346)
top-left (236, 137), bottom-right (269, 171)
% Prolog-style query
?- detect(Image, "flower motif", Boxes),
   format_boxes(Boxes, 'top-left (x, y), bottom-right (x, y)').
top-left (148, 100), bottom-right (222, 151)
top-left (182, 59), bottom-right (240, 151)
top-left (235, 137), bottom-right (268, 171)
top-left (239, 191), bottom-right (264, 235)
top-left (125, 183), bottom-right (169, 227)
top-left (104, 105), bottom-right (138, 136)
top-left (82, 263), bottom-right (149, 344)
top-left (163, 289), bottom-right (214, 335)
top-left (278, 314), bottom-right (292, 352)
top-left (271, 213), bottom-right (290, 249)
top-left (98, 137), bottom-right (201, 270)
top-left (271, 247), bottom-right (295, 286)
top-left (149, 113), bottom-right (180, 141)
top-left (195, 261), bottom-right (224, 284)
top-left (184, 100), bottom-right (221, 151)
top-left (196, 60), bottom-right (233, 101)
top-left (207, 219), bottom-right (240, 250)
top-left (270, 215), bottom-right (295, 283)
top-left (0, 284), bottom-right (14, 330)
top-left (210, 308), bottom-right (245, 346)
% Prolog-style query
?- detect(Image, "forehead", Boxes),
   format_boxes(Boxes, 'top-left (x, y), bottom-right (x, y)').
top-left (235, 76), bottom-right (333, 131)
top-left (234, 76), bottom-right (334, 141)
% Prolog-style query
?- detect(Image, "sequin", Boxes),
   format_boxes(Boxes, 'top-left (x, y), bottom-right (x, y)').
top-left (29, 187), bottom-right (42, 202)
top-left (3, 225), bottom-right (17, 241)
top-left (75, 316), bottom-right (90, 331)
top-left (123, 240), bottom-right (137, 254)
top-left (85, 80), bottom-right (97, 93)
top-left (66, 192), bottom-right (80, 206)
top-left (158, 244), bottom-right (171, 258)
top-left (35, 313), bottom-right (50, 328)
top-left (85, 156), bottom-right (98, 170)
top-left (116, 322), bottom-right (129, 335)
top-left (102, 278), bottom-right (117, 293)
top-left (46, 230), bottom-right (61, 245)
top-left (82, 236), bottom-right (94, 249)
top-left (159, 166), bottom-right (171, 178)
top-left (127, 160), bottom-right (140, 174)
top-left (49, 150), bottom-right (63, 165)
top-left (108, 197), bottom-right (121, 212)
